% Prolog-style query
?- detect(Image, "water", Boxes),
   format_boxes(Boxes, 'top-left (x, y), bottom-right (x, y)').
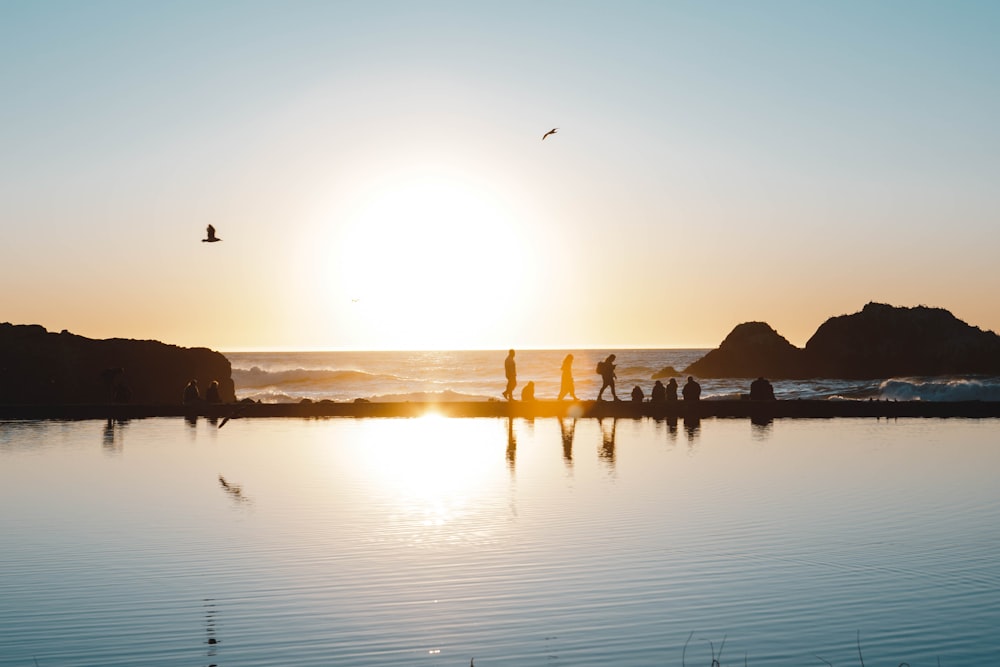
top-left (2, 415), bottom-right (999, 666)
top-left (224, 349), bottom-right (1000, 403)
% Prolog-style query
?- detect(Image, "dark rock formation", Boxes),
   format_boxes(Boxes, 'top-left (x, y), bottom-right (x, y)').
top-left (651, 365), bottom-right (681, 379)
top-left (684, 321), bottom-right (806, 378)
top-left (804, 302), bottom-right (1000, 378)
top-left (683, 303), bottom-right (1000, 379)
top-left (0, 323), bottom-right (235, 404)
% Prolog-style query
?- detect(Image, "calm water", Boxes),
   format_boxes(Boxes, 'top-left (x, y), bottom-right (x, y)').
top-left (2, 416), bottom-right (999, 666)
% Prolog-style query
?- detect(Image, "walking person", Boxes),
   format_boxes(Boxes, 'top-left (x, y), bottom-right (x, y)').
top-left (557, 354), bottom-right (578, 400)
top-left (502, 349), bottom-right (517, 400)
top-left (597, 354), bottom-right (620, 401)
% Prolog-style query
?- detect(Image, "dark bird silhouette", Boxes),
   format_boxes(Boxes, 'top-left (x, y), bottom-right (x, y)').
top-left (542, 127), bottom-right (558, 140)
top-left (202, 225), bottom-right (221, 243)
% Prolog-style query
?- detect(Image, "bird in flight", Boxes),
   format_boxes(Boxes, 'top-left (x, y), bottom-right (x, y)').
top-left (542, 127), bottom-right (558, 140)
top-left (202, 225), bottom-right (221, 243)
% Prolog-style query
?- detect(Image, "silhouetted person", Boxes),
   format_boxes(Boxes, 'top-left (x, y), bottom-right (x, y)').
top-left (183, 379), bottom-right (201, 404)
top-left (666, 377), bottom-right (678, 401)
top-left (521, 381), bottom-right (535, 401)
top-left (597, 354), bottom-right (619, 401)
top-left (749, 376), bottom-right (776, 401)
top-left (631, 385), bottom-right (644, 403)
top-left (650, 380), bottom-right (666, 403)
top-left (502, 349), bottom-right (517, 400)
top-left (205, 380), bottom-right (222, 404)
top-left (113, 382), bottom-right (131, 403)
top-left (558, 353), bottom-right (578, 400)
top-left (682, 376), bottom-right (701, 401)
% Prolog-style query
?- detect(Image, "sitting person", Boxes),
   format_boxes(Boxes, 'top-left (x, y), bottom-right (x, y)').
top-left (631, 385), bottom-right (644, 403)
top-left (749, 376), bottom-right (776, 401)
top-left (182, 379), bottom-right (201, 405)
top-left (682, 376), bottom-right (701, 401)
top-left (205, 380), bottom-right (222, 404)
top-left (650, 380), bottom-right (666, 403)
top-left (665, 377), bottom-right (678, 401)
top-left (521, 381), bottom-right (536, 401)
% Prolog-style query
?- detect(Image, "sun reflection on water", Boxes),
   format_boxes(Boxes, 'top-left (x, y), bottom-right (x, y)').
top-left (349, 415), bottom-right (510, 549)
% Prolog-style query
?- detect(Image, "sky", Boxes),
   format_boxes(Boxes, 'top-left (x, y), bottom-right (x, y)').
top-left (2, 0), bottom-right (998, 351)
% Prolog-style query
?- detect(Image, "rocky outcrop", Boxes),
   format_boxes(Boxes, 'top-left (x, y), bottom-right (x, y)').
top-left (804, 303), bottom-right (1000, 378)
top-left (683, 303), bottom-right (1000, 379)
top-left (684, 322), bottom-right (807, 378)
top-left (0, 323), bottom-right (235, 404)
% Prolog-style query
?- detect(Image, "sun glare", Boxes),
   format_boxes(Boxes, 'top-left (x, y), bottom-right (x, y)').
top-left (345, 416), bottom-right (509, 547)
top-left (321, 170), bottom-right (543, 349)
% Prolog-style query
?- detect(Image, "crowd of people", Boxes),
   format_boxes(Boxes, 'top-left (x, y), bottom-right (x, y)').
top-left (501, 350), bottom-right (776, 403)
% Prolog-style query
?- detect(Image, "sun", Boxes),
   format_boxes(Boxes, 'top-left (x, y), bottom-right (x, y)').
top-left (320, 168), bottom-right (544, 349)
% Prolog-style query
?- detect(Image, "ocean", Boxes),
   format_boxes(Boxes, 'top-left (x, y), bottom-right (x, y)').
top-left (225, 349), bottom-right (1000, 404)
top-left (3, 349), bottom-right (1000, 666)
top-left (2, 415), bottom-right (998, 666)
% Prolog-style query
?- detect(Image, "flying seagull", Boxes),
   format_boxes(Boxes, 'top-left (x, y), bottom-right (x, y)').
top-left (202, 225), bottom-right (221, 243)
top-left (542, 127), bottom-right (558, 140)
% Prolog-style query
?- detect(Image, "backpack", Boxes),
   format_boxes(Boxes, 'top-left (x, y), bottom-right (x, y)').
top-left (596, 360), bottom-right (606, 375)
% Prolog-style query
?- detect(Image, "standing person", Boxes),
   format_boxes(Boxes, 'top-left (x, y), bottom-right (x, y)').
top-left (502, 349), bottom-right (517, 400)
top-left (682, 376), bottom-right (701, 401)
top-left (597, 354), bottom-right (619, 401)
top-left (558, 353), bottom-right (578, 400)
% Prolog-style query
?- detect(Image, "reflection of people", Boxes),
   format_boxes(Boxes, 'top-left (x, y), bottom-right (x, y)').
top-left (631, 385), bottom-right (644, 403)
top-left (666, 377), bottom-right (678, 401)
top-left (205, 380), bottom-right (222, 404)
top-left (682, 376), bottom-right (701, 401)
top-left (597, 354), bottom-right (619, 401)
top-left (183, 379), bottom-right (201, 404)
top-left (650, 380), bottom-right (666, 403)
top-left (558, 354), bottom-right (578, 400)
top-left (749, 376), bottom-right (776, 401)
top-left (502, 349), bottom-right (517, 400)
top-left (521, 381), bottom-right (536, 401)
top-left (559, 417), bottom-right (575, 464)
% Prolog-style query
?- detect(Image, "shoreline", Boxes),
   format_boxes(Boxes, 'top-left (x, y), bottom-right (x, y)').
top-left (4, 399), bottom-right (1000, 421)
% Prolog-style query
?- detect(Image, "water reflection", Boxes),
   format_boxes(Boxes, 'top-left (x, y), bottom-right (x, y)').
top-left (683, 415), bottom-right (701, 443)
top-left (559, 417), bottom-right (576, 467)
top-left (598, 417), bottom-right (617, 469)
top-left (506, 416), bottom-right (516, 472)
top-left (101, 418), bottom-right (129, 453)
top-left (751, 415), bottom-right (774, 440)
top-left (653, 416), bottom-right (679, 447)
top-left (218, 474), bottom-right (251, 505)
top-left (203, 598), bottom-right (219, 665)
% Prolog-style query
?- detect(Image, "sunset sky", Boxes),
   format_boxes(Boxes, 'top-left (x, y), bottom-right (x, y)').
top-left (3, 1), bottom-right (998, 351)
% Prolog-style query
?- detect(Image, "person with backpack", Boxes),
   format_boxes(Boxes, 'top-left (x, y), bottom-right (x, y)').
top-left (596, 354), bottom-right (620, 401)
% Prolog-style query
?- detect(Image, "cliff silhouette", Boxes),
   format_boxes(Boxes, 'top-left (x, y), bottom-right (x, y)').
top-left (684, 303), bottom-right (1000, 379)
top-left (0, 323), bottom-right (235, 404)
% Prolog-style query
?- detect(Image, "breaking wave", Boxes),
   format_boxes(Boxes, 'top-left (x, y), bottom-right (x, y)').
top-left (878, 377), bottom-right (1000, 402)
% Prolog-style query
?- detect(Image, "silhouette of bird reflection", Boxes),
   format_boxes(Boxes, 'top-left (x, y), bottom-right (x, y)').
top-left (202, 225), bottom-right (221, 243)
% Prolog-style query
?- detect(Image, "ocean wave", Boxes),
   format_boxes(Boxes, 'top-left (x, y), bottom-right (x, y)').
top-left (232, 366), bottom-right (401, 389)
top-left (368, 389), bottom-right (491, 403)
top-left (878, 377), bottom-right (1000, 402)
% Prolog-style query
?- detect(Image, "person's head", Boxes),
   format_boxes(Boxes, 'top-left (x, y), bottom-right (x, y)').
top-left (608, 354), bottom-right (616, 362)
top-left (509, 349), bottom-right (515, 356)
top-left (687, 376), bottom-right (693, 382)
top-left (565, 353), bottom-right (573, 362)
